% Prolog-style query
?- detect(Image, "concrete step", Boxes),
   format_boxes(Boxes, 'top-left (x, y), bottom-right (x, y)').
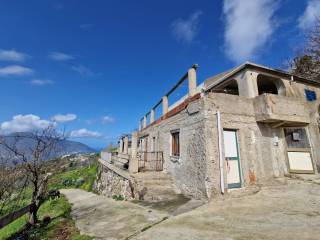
top-left (132, 172), bottom-right (182, 202)
top-left (134, 171), bottom-right (171, 180)
top-left (112, 159), bottom-right (129, 170)
top-left (112, 156), bottom-right (129, 164)
top-left (136, 179), bottom-right (172, 186)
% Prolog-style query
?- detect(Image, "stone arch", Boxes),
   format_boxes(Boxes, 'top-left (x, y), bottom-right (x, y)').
top-left (257, 74), bottom-right (286, 96)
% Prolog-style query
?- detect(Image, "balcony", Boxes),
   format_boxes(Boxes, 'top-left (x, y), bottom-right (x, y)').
top-left (253, 94), bottom-right (310, 127)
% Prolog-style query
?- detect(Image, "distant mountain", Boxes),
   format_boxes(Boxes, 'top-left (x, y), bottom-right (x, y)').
top-left (0, 132), bottom-right (96, 163)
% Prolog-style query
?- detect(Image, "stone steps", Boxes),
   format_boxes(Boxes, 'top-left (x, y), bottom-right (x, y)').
top-left (111, 155), bottom-right (129, 170)
top-left (133, 172), bottom-right (181, 201)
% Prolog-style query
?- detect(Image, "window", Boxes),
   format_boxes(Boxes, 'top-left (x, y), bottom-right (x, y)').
top-left (305, 89), bottom-right (317, 101)
top-left (152, 137), bottom-right (156, 152)
top-left (171, 131), bottom-right (180, 157)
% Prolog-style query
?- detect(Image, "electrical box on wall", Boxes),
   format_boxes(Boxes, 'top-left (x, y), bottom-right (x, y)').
top-left (273, 136), bottom-right (279, 146)
top-left (292, 132), bottom-right (301, 141)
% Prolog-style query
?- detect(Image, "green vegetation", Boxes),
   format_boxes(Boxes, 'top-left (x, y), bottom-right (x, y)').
top-left (0, 215), bottom-right (28, 240)
top-left (112, 195), bottom-right (125, 201)
top-left (0, 157), bottom-right (98, 239)
top-left (49, 162), bottom-right (98, 192)
top-left (0, 196), bottom-right (93, 240)
top-left (0, 188), bottom-right (32, 218)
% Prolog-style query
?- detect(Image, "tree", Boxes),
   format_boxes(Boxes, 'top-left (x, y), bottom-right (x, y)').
top-left (0, 147), bottom-right (28, 216)
top-left (291, 17), bottom-right (320, 81)
top-left (0, 126), bottom-right (64, 225)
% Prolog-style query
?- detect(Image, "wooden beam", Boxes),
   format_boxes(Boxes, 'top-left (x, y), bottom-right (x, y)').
top-left (270, 121), bottom-right (286, 128)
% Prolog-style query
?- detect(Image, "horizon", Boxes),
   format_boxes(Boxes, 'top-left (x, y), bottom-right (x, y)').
top-left (0, 0), bottom-right (319, 148)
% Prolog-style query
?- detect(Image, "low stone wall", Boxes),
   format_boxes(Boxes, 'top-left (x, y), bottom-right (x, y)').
top-left (94, 160), bottom-right (138, 200)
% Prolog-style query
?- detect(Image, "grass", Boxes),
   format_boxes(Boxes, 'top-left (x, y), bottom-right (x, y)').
top-left (0, 188), bottom-right (32, 218)
top-left (0, 193), bottom-right (94, 240)
top-left (0, 215), bottom-right (28, 240)
top-left (48, 163), bottom-right (98, 192)
top-left (0, 159), bottom-right (98, 240)
top-left (26, 196), bottom-right (93, 240)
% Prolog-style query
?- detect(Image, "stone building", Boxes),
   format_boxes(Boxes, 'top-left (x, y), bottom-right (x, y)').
top-left (97, 62), bottom-right (320, 200)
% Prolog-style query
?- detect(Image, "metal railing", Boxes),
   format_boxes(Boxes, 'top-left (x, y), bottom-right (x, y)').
top-left (137, 151), bottom-right (164, 172)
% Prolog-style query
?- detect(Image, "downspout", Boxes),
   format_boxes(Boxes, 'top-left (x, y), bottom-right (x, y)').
top-left (217, 111), bottom-right (225, 194)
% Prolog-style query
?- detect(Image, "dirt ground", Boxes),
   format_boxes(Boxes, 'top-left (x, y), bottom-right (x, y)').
top-left (62, 178), bottom-right (320, 240)
top-left (134, 179), bottom-right (320, 240)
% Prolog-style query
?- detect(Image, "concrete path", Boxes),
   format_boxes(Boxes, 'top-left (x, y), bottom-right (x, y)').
top-left (133, 180), bottom-right (320, 240)
top-left (61, 189), bottom-right (168, 240)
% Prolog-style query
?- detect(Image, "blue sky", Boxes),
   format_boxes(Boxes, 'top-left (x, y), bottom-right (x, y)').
top-left (0, 0), bottom-right (319, 149)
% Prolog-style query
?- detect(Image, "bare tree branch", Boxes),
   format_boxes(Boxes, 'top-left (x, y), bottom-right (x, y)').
top-left (0, 125), bottom-right (65, 224)
top-left (291, 17), bottom-right (320, 81)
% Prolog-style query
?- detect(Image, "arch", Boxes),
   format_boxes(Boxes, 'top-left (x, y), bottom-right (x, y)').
top-left (213, 79), bottom-right (239, 96)
top-left (257, 74), bottom-right (285, 96)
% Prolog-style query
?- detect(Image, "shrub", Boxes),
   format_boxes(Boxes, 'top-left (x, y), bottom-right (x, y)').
top-left (112, 195), bottom-right (125, 201)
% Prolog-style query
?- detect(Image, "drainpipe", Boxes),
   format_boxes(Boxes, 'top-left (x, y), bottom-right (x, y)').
top-left (217, 111), bottom-right (225, 194)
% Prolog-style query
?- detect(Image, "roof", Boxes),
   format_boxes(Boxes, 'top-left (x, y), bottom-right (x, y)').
top-left (204, 62), bottom-right (320, 91)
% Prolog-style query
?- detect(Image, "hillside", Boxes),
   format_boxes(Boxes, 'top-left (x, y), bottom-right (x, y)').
top-left (0, 132), bottom-right (96, 162)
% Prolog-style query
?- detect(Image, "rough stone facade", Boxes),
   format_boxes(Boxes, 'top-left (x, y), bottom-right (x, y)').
top-left (134, 63), bottom-right (320, 200)
top-left (94, 160), bottom-right (137, 200)
top-left (97, 62), bottom-right (320, 201)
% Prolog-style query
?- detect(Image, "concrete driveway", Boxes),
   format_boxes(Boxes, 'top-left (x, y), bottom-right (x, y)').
top-left (61, 189), bottom-right (168, 240)
top-left (133, 179), bottom-right (320, 240)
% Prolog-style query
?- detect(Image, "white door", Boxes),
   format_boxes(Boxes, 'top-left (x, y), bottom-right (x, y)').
top-left (223, 130), bottom-right (241, 188)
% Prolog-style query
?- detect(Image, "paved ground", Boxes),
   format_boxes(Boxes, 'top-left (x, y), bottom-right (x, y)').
top-left (61, 189), bottom-right (168, 240)
top-left (133, 179), bottom-right (320, 240)
top-left (62, 179), bottom-right (320, 240)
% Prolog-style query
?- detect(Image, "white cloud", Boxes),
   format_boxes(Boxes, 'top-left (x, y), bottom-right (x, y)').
top-left (30, 79), bottom-right (54, 86)
top-left (0, 49), bottom-right (27, 62)
top-left (48, 52), bottom-right (74, 61)
top-left (70, 128), bottom-right (102, 138)
top-left (102, 116), bottom-right (115, 124)
top-left (71, 65), bottom-right (93, 76)
top-left (0, 114), bottom-right (53, 134)
top-left (171, 10), bottom-right (203, 44)
top-left (0, 65), bottom-right (33, 76)
top-left (223, 0), bottom-right (280, 63)
top-left (298, 0), bottom-right (320, 30)
top-left (52, 114), bottom-right (77, 123)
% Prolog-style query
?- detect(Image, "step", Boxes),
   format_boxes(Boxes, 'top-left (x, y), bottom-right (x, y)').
top-left (136, 179), bottom-right (172, 186)
top-left (134, 172), bottom-right (171, 180)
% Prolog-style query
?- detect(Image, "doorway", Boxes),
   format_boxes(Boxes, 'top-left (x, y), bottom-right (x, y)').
top-left (223, 129), bottom-right (242, 188)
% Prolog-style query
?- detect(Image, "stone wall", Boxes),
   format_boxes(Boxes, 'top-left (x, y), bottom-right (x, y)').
top-left (94, 160), bottom-right (137, 200)
top-left (205, 92), bottom-right (320, 191)
top-left (138, 89), bottom-right (320, 200)
top-left (139, 98), bottom-right (209, 199)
